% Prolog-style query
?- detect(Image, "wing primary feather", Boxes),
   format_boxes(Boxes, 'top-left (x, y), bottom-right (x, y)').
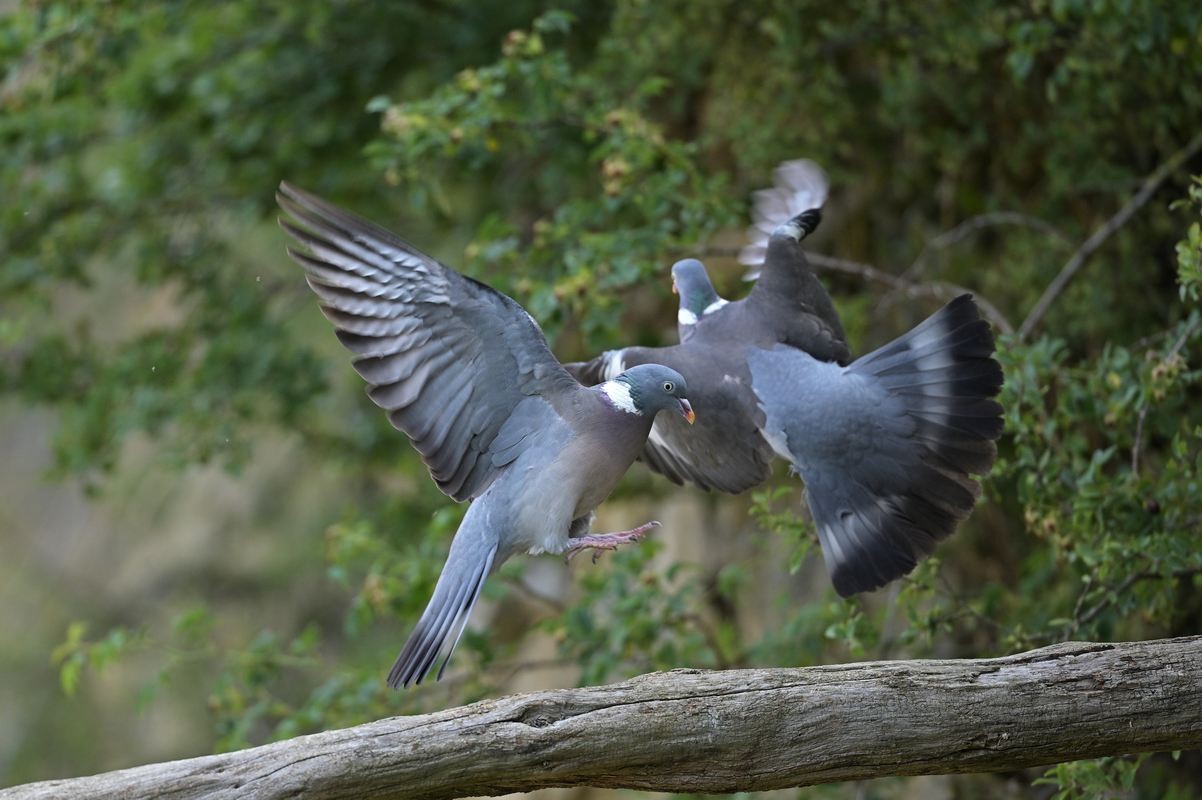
top-left (280, 182), bottom-right (580, 501)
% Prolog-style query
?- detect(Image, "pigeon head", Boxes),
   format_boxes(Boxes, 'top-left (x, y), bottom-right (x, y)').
top-left (603, 364), bottom-right (694, 423)
top-left (671, 259), bottom-right (723, 326)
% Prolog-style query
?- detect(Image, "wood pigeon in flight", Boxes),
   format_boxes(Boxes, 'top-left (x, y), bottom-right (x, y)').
top-left (567, 165), bottom-right (1003, 597)
top-left (277, 184), bottom-right (696, 687)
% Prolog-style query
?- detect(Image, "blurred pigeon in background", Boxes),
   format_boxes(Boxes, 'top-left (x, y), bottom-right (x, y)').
top-left (278, 184), bottom-right (695, 687)
top-left (671, 258), bottom-right (726, 342)
top-left (568, 161), bottom-right (1003, 596)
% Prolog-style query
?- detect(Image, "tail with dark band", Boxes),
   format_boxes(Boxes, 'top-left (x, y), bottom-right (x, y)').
top-left (387, 517), bottom-right (499, 689)
top-left (748, 295), bottom-right (1004, 597)
top-left (826, 295), bottom-right (1003, 595)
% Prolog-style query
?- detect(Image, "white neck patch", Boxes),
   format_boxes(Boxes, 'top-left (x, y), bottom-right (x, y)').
top-left (600, 380), bottom-right (640, 415)
top-left (702, 298), bottom-right (728, 316)
top-left (677, 308), bottom-right (698, 326)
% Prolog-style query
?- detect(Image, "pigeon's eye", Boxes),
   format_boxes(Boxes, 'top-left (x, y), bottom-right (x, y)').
top-left (663, 381), bottom-right (675, 393)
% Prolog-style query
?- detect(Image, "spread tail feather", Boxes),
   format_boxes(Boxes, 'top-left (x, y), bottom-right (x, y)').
top-left (387, 525), bottom-right (499, 689)
top-left (820, 294), bottom-right (1003, 595)
top-left (749, 295), bottom-right (1004, 597)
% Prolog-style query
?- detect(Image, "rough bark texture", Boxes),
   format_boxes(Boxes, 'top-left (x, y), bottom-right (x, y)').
top-left (6, 637), bottom-right (1202, 800)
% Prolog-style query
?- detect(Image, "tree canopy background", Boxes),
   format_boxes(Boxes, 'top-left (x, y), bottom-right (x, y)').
top-left (3, 1), bottom-right (1201, 797)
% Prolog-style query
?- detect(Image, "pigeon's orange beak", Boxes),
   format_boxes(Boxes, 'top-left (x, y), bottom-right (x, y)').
top-left (671, 277), bottom-right (678, 295)
top-left (678, 398), bottom-right (695, 424)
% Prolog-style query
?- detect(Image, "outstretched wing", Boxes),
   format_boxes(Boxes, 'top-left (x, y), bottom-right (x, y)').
top-left (278, 182), bottom-right (580, 502)
top-left (566, 345), bottom-right (773, 493)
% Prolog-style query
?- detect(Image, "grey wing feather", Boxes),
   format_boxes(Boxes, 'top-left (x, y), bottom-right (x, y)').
top-left (279, 182), bottom-right (579, 501)
top-left (746, 233), bottom-right (849, 364)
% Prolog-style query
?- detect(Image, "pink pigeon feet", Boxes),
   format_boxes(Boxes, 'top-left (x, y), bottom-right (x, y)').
top-left (565, 521), bottom-right (661, 563)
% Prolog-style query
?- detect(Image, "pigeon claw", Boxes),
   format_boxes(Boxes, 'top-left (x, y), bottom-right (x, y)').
top-left (564, 520), bottom-right (661, 563)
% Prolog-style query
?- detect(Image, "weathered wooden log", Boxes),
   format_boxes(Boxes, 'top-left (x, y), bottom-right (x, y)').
top-left (6, 637), bottom-right (1201, 799)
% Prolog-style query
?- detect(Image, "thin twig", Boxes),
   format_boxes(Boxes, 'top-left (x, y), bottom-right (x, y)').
top-left (935, 571), bottom-right (1008, 635)
top-left (689, 246), bottom-right (1015, 332)
top-left (882, 212), bottom-right (1071, 318)
top-left (1018, 132), bottom-right (1202, 340)
top-left (902, 211), bottom-right (1072, 283)
top-left (1131, 408), bottom-right (1150, 477)
top-left (1067, 578), bottom-right (1093, 633)
top-left (1130, 314), bottom-right (1200, 475)
top-left (1070, 567), bottom-right (1202, 635)
top-left (807, 253), bottom-right (1016, 334)
top-left (1166, 314), bottom-right (1200, 361)
top-left (1023, 564), bottom-right (1202, 647)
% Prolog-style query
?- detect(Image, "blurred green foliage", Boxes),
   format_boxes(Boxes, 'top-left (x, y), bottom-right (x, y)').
top-left (5, 1), bottom-right (1202, 796)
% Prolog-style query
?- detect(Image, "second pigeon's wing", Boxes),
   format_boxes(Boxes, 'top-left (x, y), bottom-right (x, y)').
top-left (279, 183), bottom-right (580, 502)
top-left (566, 345), bottom-right (774, 493)
top-left (730, 159), bottom-right (849, 364)
top-left (738, 158), bottom-right (830, 269)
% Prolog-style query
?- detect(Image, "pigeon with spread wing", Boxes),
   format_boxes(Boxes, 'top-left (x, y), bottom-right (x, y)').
top-left (278, 184), bottom-right (695, 687)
